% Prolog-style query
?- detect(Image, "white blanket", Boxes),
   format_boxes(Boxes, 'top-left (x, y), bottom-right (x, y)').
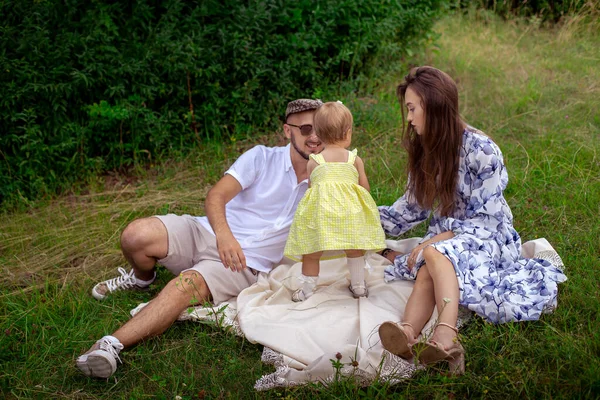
top-left (131, 237), bottom-right (562, 390)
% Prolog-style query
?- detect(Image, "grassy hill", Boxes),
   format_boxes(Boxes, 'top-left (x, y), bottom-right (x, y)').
top-left (1, 6), bottom-right (599, 399)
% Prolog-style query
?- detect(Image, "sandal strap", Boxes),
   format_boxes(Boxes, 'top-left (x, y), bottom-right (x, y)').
top-left (436, 322), bottom-right (458, 333)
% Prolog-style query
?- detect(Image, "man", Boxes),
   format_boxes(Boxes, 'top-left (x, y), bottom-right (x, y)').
top-left (76, 99), bottom-right (324, 378)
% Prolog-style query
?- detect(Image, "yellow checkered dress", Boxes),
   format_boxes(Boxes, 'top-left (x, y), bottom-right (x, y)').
top-left (284, 149), bottom-right (386, 258)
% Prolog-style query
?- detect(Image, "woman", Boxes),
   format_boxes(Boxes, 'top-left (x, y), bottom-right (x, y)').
top-left (378, 66), bottom-right (566, 375)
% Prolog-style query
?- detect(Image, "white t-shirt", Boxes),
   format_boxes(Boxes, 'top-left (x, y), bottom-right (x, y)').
top-left (196, 144), bottom-right (308, 272)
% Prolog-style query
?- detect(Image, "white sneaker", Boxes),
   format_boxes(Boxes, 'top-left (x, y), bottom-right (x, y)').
top-left (76, 337), bottom-right (124, 378)
top-left (92, 267), bottom-right (155, 300)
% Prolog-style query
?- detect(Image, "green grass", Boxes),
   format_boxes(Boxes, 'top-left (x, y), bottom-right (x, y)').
top-left (2, 6), bottom-right (600, 399)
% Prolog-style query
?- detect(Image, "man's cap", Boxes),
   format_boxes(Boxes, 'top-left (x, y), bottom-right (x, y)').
top-left (285, 99), bottom-right (323, 121)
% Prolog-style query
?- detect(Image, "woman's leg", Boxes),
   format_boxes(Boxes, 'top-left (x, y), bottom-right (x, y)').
top-left (379, 264), bottom-right (436, 357)
top-left (422, 246), bottom-right (459, 349)
top-left (401, 264), bottom-right (437, 342)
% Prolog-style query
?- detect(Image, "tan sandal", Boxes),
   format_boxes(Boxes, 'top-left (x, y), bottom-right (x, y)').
top-left (378, 321), bottom-right (415, 360)
top-left (418, 322), bottom-right (465, 375)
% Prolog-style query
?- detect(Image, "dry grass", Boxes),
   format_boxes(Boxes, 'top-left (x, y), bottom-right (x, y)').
top-left (0, 167), bottom-right (211, 295)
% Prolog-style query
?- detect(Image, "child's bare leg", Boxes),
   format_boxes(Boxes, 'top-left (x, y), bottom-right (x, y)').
top-left (345, 249), bottom-right (367, 297)
top-left (292, 251), bottom-right (322, 302)
top-left (301, 251), bottom-right (322, 277)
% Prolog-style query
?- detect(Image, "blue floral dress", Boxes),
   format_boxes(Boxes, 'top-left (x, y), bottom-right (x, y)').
top-left (379, 127), bottom-right (567, 323)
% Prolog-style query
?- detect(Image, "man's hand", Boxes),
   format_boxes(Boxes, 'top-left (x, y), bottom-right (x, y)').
top-left (380, 248), bottom-right (404, 264)
top-left (216, 232), bottom-right (247, 272)
top-left (205, 174), bottom-right (246, 272)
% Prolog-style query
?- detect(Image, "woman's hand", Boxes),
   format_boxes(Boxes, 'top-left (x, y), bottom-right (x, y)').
top-left (407, 243), bottom-right (427, 270)
top-left (406, 231), bottom-right (455, 270)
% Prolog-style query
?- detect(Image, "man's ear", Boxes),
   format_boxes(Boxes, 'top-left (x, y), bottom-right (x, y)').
top-left (283, 124), bottom-right (292, 139)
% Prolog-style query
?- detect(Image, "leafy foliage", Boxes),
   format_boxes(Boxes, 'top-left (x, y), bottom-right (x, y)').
top-left (0, 0), bottom-right (448, 208)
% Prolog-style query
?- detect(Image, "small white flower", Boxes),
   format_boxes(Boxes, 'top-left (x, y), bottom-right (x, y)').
top-left (443, 297), bottom-right (451, 304)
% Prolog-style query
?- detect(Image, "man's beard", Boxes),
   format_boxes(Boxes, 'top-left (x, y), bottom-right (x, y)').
top-left (291, 132), bottom-right (311, 160)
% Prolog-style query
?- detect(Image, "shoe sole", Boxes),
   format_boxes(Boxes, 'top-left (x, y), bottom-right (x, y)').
top-left (76, 354), bottom-right (116, 378)
top-left (379, 322), bottom-right (413, 359)
top-left (418, 342), bottom-right (465, 375)
top-left (92, 284), bottom-right (150, 300)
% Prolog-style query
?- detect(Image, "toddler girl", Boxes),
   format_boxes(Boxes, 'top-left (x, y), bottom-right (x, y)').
top-left (284, 101), bottom-right (386, 301)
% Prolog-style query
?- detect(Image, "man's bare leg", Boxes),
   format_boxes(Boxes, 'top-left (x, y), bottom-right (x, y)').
top-left (113, 271), bottom-right (210, 347)
top-left (78, 216), bottom-right (213, 377)
top-left (77, 270), bottom-right (212, 378)
top-left (92, 217), bottom-right (168, 299)
top-left (120, 217), bottom-right (168, 281)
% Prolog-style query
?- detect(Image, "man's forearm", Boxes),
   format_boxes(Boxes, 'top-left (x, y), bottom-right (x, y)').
top-left (205, 192), bottom-right (233, 239)
top-left (204, 174), bottom-right (243, 240)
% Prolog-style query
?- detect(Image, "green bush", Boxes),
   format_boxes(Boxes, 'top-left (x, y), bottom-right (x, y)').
top-left (0, 0), bottom-right (449, 209)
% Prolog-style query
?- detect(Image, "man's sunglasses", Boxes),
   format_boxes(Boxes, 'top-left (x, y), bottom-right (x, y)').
top-left (287, 123), bottom-right (314, 136)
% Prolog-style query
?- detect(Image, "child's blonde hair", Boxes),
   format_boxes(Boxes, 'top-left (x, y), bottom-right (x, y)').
top-left (313, 101), bottom-right (353, 144)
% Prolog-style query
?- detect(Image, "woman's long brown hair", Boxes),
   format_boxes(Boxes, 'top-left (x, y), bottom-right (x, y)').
top-left (397, 66), bottom-right (465, 217)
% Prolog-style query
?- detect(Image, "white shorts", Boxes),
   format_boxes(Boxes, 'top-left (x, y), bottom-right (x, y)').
top-left (155, 214), bottom-right (258, 304)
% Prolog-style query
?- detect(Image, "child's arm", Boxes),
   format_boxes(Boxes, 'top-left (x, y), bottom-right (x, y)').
top-left (354, 156), bottom-right (370, 191)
